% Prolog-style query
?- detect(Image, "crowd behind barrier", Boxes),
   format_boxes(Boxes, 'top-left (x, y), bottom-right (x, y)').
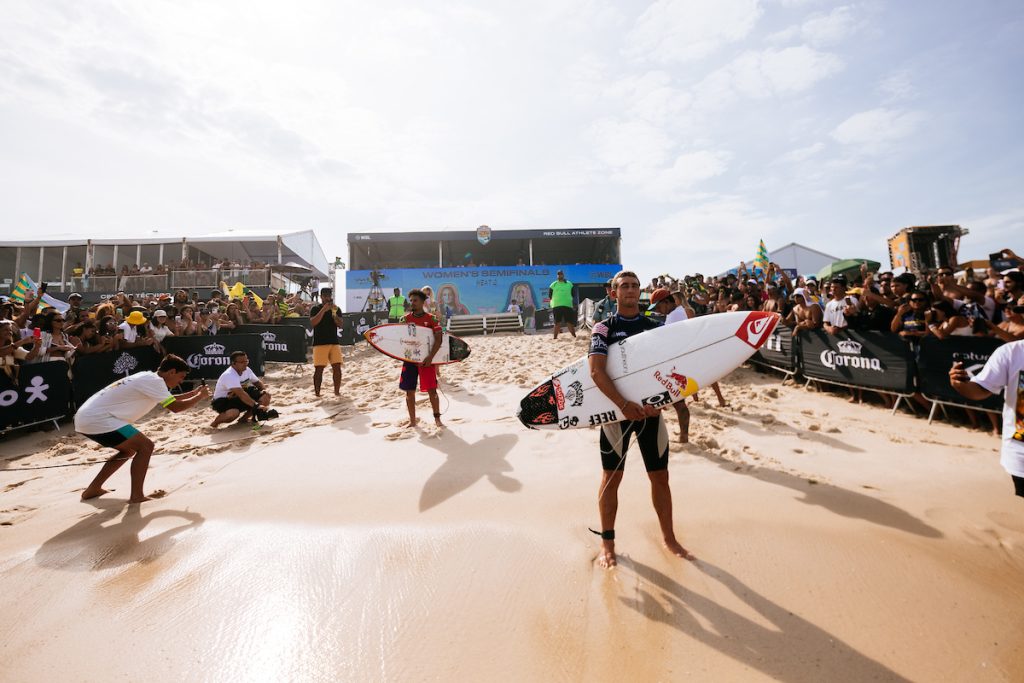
top-left (3, 250), bottom-right (1022, 433)
top-left (749, 321), bottom-right (1005, 413)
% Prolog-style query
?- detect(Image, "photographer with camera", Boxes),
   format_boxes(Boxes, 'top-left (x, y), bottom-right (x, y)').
top-left (310, 287), bottom-right (344, 397)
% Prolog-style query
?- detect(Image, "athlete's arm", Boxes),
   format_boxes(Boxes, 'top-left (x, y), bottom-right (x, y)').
top-left (589, 354), bottom-right (656, 420)
top-left (164, 385), bottom-right (209, 413)
top-left (948, 362), bottom-right (994, 401)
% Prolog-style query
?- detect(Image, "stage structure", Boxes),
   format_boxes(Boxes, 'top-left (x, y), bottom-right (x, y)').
top-left (346, 227), bottom-right (622, 321)
top-left (0, 229), bottom-right (330, 301)
top-left (887, 225), bottom-right (967, 274)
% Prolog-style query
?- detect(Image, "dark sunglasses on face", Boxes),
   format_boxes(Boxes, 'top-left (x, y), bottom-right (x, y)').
top-left (910, 298), bottom-right (926, 302)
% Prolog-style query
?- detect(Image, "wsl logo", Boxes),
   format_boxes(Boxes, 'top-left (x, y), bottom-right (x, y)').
top-left (821, 340), bottom-right (883, 371)
top-left (260, 331), bottom-right (288, 352)
top-left (187, 341), bottom-right (230, 368)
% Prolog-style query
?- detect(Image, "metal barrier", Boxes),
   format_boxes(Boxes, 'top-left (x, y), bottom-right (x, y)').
top-left (71, 276), bottom-right (120, 293)
top-left (171, 269), bottom-right (269, 289)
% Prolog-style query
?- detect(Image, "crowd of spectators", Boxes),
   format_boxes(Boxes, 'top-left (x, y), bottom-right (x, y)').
top-left (0, 287), bottom-right (313, 377)
top-left (81, 258), bottom-right (270, 278)
top-left (641, 249), bottom-right (1024, 344)
top-left (626, 249), bottom-right (1023, 430)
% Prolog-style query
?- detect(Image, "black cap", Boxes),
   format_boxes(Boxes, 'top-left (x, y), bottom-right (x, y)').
top-left (830, 274), bottom-right (848, 285)
top-left (893, 272), bottom-right (917, 286)
top-left (69, 292), bottom-right (83, 299)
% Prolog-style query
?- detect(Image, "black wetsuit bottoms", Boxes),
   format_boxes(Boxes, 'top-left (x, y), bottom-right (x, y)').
top-left (600, 415), bottom-right (669, 472)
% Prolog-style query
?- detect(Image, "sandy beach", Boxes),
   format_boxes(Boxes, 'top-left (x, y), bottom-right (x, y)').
top-left (1, 334), bottom-right (1022, 681)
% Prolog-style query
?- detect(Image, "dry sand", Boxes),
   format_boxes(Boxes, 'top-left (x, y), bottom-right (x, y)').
top-left (1, 334), bottom-right (1022, 681)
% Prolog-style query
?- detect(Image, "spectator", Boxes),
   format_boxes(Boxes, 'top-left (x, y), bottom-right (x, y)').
top-left (592, 279), bottom-right (617, 324)
top-left (148, 310), bottom-right (175, 353)
top-left (988, 304), bottom-right (1024, 342)
top-left (823, 276), bottom-right (857, 334)
top-left (0, 321), bottom-right (42, 383)
top-left (65, 293), bottom-right (86, 326)
top-left (97, 315), bottom-right (122, 347)
top-left (74, 319), bottom-right (114, 355)
top-left (118, 311), bottom-right (154, 350)
top-left (892, 293), bottom-right (930, 339)
top-left (926, 300), bottom-right (972, 338)
top-left (785, 289), bottom-right (823, 333)
top-left (999, 271), bottom-right (1024, 307)
top-left (30, 309), bottom-right (76, 363)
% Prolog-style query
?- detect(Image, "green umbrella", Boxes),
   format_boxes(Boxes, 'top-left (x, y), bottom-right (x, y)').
top-left (816, 258), bottom-right (881, 281)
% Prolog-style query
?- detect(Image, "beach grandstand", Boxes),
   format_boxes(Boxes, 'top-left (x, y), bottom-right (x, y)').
top-left (0, 229), bottom-right (330, 300)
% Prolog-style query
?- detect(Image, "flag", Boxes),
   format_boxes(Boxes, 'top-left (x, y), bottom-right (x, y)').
top-left (754, 240), bottom-right (769, 275)
top-left (226, 281), bottom-right (263, 309)
top-left (10, 273), bottom-right (70, 314)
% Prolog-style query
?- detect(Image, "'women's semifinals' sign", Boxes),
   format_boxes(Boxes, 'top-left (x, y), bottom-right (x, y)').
top-left (346, 264), bottom-right (622, 316)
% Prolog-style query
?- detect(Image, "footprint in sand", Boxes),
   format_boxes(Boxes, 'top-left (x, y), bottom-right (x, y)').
top-left (371, 421), bottom-right (391, 429)
top-left (4, 477), bottom-right (42, 493)
top-left (384, 430), bottom-right (414, 440)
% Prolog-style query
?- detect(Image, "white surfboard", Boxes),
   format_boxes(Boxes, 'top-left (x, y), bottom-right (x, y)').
top-left (364, 323), bottom-right (471, 365)
top-left (517, 311), bottom-right (780, 429)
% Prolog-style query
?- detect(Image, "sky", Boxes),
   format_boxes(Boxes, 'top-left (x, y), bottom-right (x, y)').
top-left (2, 0), bottom-right (1022, 278)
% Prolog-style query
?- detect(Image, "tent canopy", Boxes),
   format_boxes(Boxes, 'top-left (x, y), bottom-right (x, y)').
top-left (817, 258), bottom-right (881, 281)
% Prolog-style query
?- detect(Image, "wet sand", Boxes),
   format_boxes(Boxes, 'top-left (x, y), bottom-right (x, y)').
top-left (1, 335), bottom-right (1023, 681)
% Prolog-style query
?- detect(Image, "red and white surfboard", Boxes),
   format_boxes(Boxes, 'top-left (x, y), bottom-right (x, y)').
top-left (517, 311), bottom-right (780, 430)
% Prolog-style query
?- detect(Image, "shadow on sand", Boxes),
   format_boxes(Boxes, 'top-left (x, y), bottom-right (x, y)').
top-left (36, 498), bottom-right (204, 571)
top-left (691, 449), bottom-right (942, 538)
top-left (619, 558), bottom-right (911, 682)
top-left (418, 431), bottom-right (520, 511)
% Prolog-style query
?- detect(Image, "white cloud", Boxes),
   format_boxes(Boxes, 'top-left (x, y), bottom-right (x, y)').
top-left (879, 69), bottom-right (917, 101)
top-left (777, 142), bottom-right (825, 163)
top-left (800, 6), bottom-right (858, 47)
top-left (694, 45), bottom-right (843, 109)
top-left (633, 198), bottom-right (782, 272)
top-left (626, 0), bottom-right (763, 63)
top-left (831, 108), bottom-right (925, 154)
top-left (645, 150), bottom-right (732, 200)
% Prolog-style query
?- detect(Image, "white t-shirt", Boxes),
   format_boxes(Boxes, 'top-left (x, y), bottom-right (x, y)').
top-left (666, 306), bottom-right (689, 324)
top-left (823, 297), bottom-right (858, 328)
top-left (118, 321), bottom-right (140, 343)
top-left (74, 371), bottom-right (175, 434)
top-left (149, 323), bottom-right (174, 342)
top-left (971, 340), bottom-right (1024, 478)
top-left (214, 366), bottom-right (260, 400)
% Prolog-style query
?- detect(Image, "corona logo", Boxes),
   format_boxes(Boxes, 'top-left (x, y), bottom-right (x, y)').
top-left (260, 332), bottom-right (277, 343)
top-left (836, 340), bottom-right (862, 354)
top-left (203, 342), bottom-right (226, 355)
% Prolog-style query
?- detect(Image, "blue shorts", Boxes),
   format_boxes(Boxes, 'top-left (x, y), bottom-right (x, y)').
top-left (81, 424), bottom-right (140, 449)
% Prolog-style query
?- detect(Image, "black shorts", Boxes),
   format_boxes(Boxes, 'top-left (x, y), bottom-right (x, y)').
top-left (600, 416), bottom-right (669, 472)
top-left (1013, 475), bottom-right (1024, 498)
top-left (553, 306), bottom-right (576, 325)
top-left (212, 386), bottom-right (263, 413)
top-left (81, 424), bottom-right (140, 449)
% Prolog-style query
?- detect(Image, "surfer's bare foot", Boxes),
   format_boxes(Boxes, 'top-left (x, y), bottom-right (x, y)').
top-left (80, 486), bottom-right (110, 500)
top-left (678, 431), bottom-right (688, 444)
top-left (128, 495), bottom-right (152, 505)
top-left (664, 537), bottom-right (696, 561)
top-left (597, 541), bottom-right (617, 568)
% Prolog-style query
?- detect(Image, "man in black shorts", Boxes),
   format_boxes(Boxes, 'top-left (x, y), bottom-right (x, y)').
top-left (588, 270), bottom-right (695, 568)
top-left (549, 270), bottom-right (576, 339)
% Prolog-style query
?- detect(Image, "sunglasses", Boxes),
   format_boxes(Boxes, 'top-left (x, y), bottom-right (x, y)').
top-left (910, 298), bottom-right (926, 302)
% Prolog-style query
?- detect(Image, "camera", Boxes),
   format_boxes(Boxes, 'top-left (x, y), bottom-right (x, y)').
top-left (369, 269), bottom-right (386, 287)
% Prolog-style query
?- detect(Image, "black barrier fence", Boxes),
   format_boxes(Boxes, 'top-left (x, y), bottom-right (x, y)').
top-left (917, 336), bottom-right (1004, 411)
top-left (72, 347), bottom-right (161, 407)
top-left (0, 362), bottom-right (72, 431)
top-left (534, 309), bottom-right (555, 332)
top-left (800, 329), bottom-right (916, 394)
top-left (751, 325), bottom-right (795, 372)
top-left (163, 335), bottom-right (265, 380)
top-left (234, 325), bottom-right (307, 363)
top-left (280, 312), bottom-right (389, 346)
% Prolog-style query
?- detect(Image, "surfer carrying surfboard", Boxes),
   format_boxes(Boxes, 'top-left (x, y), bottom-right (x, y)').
top-left (589, 271), bottom-right (695, 568)
top-left (401, 289), bottom-right (444, 428)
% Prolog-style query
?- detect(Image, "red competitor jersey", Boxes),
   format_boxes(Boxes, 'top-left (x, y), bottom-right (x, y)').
top-left (404, 311), bottom-right (441, 333)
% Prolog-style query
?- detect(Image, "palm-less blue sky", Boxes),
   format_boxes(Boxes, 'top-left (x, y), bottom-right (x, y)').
top-left (2, 0), bottom-right (1021, 277)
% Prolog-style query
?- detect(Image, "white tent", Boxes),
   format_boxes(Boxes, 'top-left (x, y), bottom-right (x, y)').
top-left (768, 242), bottom-right (840, 277)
